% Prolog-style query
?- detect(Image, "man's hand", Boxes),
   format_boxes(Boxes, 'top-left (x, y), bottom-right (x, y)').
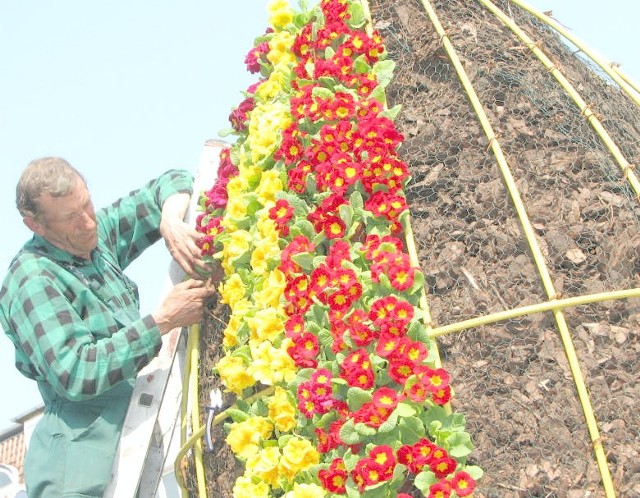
top-left (159, 192), bottom-right (212, 279)
top-left (152, 279), bottom-right (215, 335)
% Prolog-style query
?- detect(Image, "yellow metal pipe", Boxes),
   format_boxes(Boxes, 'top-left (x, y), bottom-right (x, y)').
top-left (174, 386), bottom-right (276, 491)
top-left (188, 324), bottom-right (208, 498)
top-left (508, 0), bottom-right (640, 107)
top-left (430, 287), bottom-right (640, 337)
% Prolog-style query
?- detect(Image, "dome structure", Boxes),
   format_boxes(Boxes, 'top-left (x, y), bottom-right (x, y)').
top-left (184, 1), bottom-right (639, 496)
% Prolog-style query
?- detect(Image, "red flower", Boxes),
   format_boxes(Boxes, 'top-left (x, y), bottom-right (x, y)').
top-left (428, 480), bottom-right (452, 498)
top-left (318, 457), bottom-right (348, 493)
top-left (268, 199), bottom-right (295, 236)
top-left (450, 471), bottom-right (476, 497)
top-left (244, 41), bottom-right (269, 73)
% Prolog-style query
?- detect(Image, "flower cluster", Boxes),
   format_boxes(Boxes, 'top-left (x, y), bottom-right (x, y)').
top-left (196, 0), bottom-right (482, 496)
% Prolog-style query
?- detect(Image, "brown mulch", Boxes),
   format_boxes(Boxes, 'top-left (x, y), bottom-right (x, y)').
top-left (187, 0), bottom-right (640, 497)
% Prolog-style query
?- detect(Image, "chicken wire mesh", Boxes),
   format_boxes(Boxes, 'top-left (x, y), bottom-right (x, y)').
top-left (369, 0), bottom-right (639, 495)
top-left (191, 0), bottom-right (640, 496)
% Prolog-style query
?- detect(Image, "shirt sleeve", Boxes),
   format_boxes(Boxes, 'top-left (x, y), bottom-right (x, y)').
top-left (98, 169), bottom-right (194, 270)
top-left (6, 270), bottom-right (163, 401)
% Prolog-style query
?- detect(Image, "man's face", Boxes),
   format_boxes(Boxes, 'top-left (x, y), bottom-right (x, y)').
top-left (26, 176), bottom-right (98, 259)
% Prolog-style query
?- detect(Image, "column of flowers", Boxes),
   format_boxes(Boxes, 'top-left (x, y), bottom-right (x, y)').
top-left (196, 0), bottom-right (482, 497)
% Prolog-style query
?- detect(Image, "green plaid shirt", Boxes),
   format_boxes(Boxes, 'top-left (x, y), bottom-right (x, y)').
top-left (0, 169), bottom-right (193, 402)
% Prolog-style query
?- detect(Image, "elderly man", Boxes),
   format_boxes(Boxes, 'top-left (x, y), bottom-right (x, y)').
top-left (0, 157), bottom-right (216, 497)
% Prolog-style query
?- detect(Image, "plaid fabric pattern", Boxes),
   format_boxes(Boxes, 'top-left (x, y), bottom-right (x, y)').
top-left (0, 169), bottom-right (193, 401)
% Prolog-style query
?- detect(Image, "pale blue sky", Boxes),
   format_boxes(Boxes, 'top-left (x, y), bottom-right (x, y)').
top-left (0, 0), bottom-right (638, 431)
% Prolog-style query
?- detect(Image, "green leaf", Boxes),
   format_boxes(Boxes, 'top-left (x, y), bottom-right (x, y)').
top-left (339, 418), bottom-right (362, 445)
top-left (347, 386), bottom-right (372, 410)
top-left (217, 127), bottom-right (237, 138)
top-left (311, 86), bottom-right (334, 100)
top-left (407, 319), bottom-right (430, 343)
top-left (399, 416), bottom-right (426, 445)
top-left (225, 408), bottom-right (250, 423)
top-left (409, 268), bottom-right (425, 295)
top-left (318, 328), bottom-right (334, 349)
top-left (380, 104), bottom-right (402, 121)
top-left (373, 59), bottom-right (396, 88)
top-left (291, 252), bottom-right (315, 271)
top-left (349, 189), bottom-right (364, 212)
top-left (465, 465), bottom-right (485, 480)
top-left (414, 470), bottom-right (437, 493)
top-left (353, 55), bottom-right (372, 75)
top-left (377, 410), bottom-right (398, 433)
top-left (355, 422), bottom-right (377, 437)
top-left (395, 402), bottom-right (417, 418)
top-left (347, 1), bottom-right (366, 27)
top-left (446, 432), bottom-right (475, 458)
top-left (291, 219), bottom-right (316, 240)
top-left (339, 203), bottom-right (354, 227)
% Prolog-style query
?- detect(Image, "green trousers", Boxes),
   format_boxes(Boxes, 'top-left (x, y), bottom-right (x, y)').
top-left (24, 380), bottom-right (133, 497)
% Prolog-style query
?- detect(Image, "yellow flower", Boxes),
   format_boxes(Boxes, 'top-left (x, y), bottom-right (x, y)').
top-left (226, 194), bottom-right (249, 221)
top-left (246, 446), bottom-right (282, 488)
top-left (268, 0), bottom-right (293, 29)
top-left (279, 437), bottom-right (320, 481)
top-left (268, 387), bottom-right (297, 433)
top-left (253, 269), bottom-right (286, 309)
top-left (219, 273), bottom-right (247, 308)
top-left (216, 355), bottom-right (256, 395)
top-left (227, 175), bottom-right (249, 199)
top-left (256, 170), bottom-right (284, 206)
top-left (222, 230), bottom-right (253, 269)
top-left (247, 340), bottom-right (297, 385)
top-left (225, 416), bottom-right (273, 459)
top-left (250, 239), bottom-right (279, 275)
top-left (249, 102), bottom-right (291, 164)
top-left (223, 298), bottom-right (251, 347)
top-left (248, 307), bottom-right (285, 345)
top-left (267, 32), bottom-right (296, 68)
top-left (284, 483), bottom-right (327, 498)
top-left (257, 213), bottom-right (280, 241)
top-left (232, 475), bottom-right (270, 498)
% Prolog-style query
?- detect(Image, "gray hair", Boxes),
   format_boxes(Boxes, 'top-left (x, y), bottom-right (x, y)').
top-left (16, 157), bottom-right (86, 218)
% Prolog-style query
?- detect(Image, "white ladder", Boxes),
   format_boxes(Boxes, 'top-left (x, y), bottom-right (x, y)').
top-left (105, 140), bottom-right (224, 498)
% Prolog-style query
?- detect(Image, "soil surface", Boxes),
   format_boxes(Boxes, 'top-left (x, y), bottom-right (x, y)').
top-left (189, 0), bottom-right (640, 496)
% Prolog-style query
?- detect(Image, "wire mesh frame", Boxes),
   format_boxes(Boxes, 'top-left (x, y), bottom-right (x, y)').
top-left (364, 0), bottom-right (640, 495)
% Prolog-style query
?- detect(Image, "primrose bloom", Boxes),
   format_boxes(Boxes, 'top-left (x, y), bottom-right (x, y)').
top-left (223, 298), bottom-right (251, 347)
top-left (256, 170), bottom-right (285, 206)
top-left (267, 31), bottom-right (296, 68)
top-left (279, 436), bottom-right (320, 481)
top-left (250, 237), bottom-right (280, 275)
top-left (246, 446), bottom-right (282, 488)
top-left (249, 102), bottom-right (292, 163)
top-left (226, 174), bottom-right (249, 199)
top-left (268, 386), bottom-right (297, 432)
top-left (226, 416), bottom-right (274, 459)
top-left (247, 340), bottom-right (297, 385)
top-left (222, 230), bottom-right (253, 268)
top-left (268, 0), bottom-right (293, 29)
top-left (232, 475), bottom-right (270, 498)
top-left (253, 269), bottom-right (286, 309)
top-left (247, 307), bottom-right (285, 345)
top-left (283, 483), bottom-right (326, 498)
top-left (216, 355), bottom-right (256, 394)
top-left (219, 273), bottom-right (247, 308)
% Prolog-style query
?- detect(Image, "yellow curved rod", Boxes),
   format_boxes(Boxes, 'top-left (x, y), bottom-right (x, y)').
top-left (174, 386), bottom-right (276, 492)
top-left (508, 0), bottom-right (640, 107)
top-left (430, 287), bottom-right (640, 338)
top-left (176, 324), bottom-right (207, 498)
top-left (419, 0), bottom-right (616, 495)
top-left (484, 0), bottom-right (640, 200)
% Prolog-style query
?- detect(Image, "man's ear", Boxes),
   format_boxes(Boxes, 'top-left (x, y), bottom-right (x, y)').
top-left (23, 215), bottom-right (44, 236)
